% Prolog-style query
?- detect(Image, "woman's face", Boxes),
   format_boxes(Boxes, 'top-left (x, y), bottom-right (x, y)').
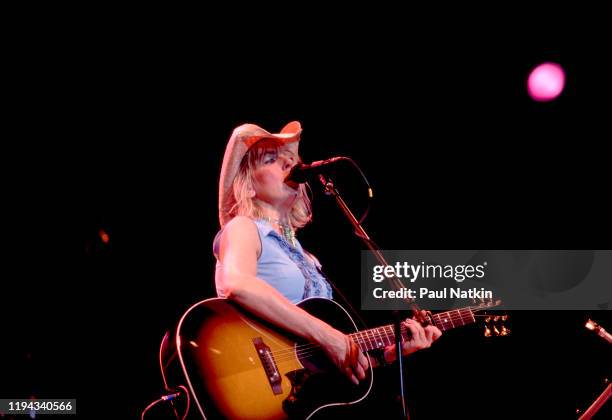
top-left (252, 141), bottom-right (300, 209)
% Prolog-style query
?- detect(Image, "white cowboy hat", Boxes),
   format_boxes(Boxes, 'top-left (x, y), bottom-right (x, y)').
top-left (218, 121), bottom-right (302, 226)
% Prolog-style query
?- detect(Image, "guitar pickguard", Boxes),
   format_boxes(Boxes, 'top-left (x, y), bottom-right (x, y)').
top-left (283, 368), bottom-right (314, 418)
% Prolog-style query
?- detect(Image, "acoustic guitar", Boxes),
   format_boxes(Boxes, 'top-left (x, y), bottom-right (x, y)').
top-left (160, 297), bottom-right (502, 419)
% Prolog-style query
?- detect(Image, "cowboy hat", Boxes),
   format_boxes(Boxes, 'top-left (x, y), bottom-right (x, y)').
top-left (218, 121), bottom-right (302, 226)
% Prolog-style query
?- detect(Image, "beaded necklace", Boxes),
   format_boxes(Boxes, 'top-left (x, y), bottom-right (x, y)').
top-left (263, 217), bottom-right (296, 247)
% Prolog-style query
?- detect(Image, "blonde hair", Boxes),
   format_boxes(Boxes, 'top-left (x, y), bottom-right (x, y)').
top-left (229, 142), bottom-right (312, 229)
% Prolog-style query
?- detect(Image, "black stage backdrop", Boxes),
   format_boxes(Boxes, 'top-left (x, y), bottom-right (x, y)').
top-left (2, 15), bottom-right (611, 420)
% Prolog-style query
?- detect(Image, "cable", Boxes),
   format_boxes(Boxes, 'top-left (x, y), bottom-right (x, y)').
top-left (141, 397), bottom-right (164, 420)
top-left (177, 385), bottom-right (190, 420)
top-left (338, 157), bottom-right (374, 224)
top-left (140, 387), bottom-right (189, 420)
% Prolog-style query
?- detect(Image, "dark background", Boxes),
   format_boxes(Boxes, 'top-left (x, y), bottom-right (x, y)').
top-left (2, 10), bottom-right (611, 420)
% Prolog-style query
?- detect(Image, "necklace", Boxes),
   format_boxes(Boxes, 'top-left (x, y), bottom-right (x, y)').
top-left (263, 217), bottom-right (296, 247)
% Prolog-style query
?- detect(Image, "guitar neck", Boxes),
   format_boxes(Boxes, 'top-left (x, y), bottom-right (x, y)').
top-left (350, 307), bottom-right (476, 352)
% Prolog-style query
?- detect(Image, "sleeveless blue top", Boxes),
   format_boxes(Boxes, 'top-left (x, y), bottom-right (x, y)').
top-left (213, 219), bottom-right (333, 303)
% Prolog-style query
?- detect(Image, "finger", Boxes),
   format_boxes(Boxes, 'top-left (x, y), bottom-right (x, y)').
top-left (346, 367), bottom-right (359, 385)
top-left (423, 326), bottom-right (435, 343)
top-left (433, 327), bottom-right (442, 340)
top-left (402, 321), bottom-right (419, 348)
top-left (432, 326), bottom-right (442, 340)
top-left (425, 325), bottom-right (442, 342)
top-left (409, 319), bottom-right (426, 343)
top-left (344, 336), bottom-right (355, 367)
top-left (403, 320), bottom-right (420, 341)
top-left (354, 362), bottom-right (366, 380)
top-left (349, 340), bottom-right (360, 367)
top-left (403, 323), bottom-right (420, 350)
top-left (419, 310), bottom-right (429, 323)
top-left (358, 351), bottom-right (369, 370)
top-left (405, 320), bottom-right (426, 347)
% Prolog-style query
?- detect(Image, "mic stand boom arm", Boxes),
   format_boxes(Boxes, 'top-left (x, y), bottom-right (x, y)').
top-left (317, 173), bottom-right (419, 420)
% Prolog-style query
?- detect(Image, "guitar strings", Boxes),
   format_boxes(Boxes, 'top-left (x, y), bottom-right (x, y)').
top-left (271, 323), bottom-right (452, 363)
top-left (271, 323), bottom-right (435, 363)
top-left (256, 307), bottom-right (499, 366)
top-left (267, 308), bottom-right (481, 361)
top-left (271, 309), bottom-right (474, 357)
top-left (270, 316), bottom-right (472, 360)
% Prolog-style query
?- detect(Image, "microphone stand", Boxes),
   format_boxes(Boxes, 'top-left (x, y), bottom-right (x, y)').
top-left (578, 381), bottom-right (610, 420)
top-left (317, 174), bottom-right (419, 420)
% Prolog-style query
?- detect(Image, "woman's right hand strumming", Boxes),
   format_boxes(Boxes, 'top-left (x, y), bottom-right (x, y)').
top-left (317, 325), bottom-right (369, 385)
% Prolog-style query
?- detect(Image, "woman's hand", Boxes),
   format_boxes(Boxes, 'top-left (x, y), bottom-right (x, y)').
top-left (318, 326), bottom-right (369, 385)
top-left (383, 311), bottom-right (442, 363)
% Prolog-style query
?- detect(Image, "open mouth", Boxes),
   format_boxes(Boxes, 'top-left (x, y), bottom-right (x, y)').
top-left (285, 180), bottom-right (300, 190)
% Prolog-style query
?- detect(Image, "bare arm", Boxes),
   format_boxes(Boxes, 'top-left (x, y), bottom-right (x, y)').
top-left (217, 216), bottom-right (331, 343)
top-left (216, 216), bottom-right (368, 383)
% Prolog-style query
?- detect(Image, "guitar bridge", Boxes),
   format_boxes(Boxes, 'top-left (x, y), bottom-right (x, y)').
top-left (253, 337), bottom-right (282, 395)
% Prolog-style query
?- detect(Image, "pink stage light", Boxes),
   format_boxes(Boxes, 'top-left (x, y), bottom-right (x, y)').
top-left (527, 62), bottom-right (566, 102)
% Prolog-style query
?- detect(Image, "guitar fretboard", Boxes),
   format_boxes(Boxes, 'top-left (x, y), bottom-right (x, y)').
top-left (349, 307), bottom-right (476, 352)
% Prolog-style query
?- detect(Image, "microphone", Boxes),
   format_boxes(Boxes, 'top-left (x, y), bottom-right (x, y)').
top-left (285, 157), bottom-right (344, 184)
